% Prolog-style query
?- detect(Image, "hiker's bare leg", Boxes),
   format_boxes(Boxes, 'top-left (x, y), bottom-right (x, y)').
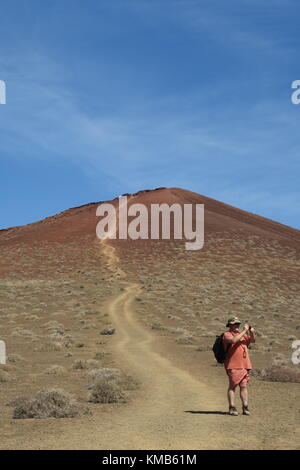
top-left (227, 387), bottom-right (236, 407)
top-left (239, 384), bottom-right (248, 406)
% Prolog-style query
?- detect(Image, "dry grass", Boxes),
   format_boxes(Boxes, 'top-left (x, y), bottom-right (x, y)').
top-left (11, 388), bottom-right (91, 419)
top-left (251, 366), bottom-right (300, 383)
top-left (100, 328), bottom-right (115, 335)
top-left (120, 236), bottom-right (300, 358)
top-left (88, 379), bottom-right (126, 404)
top-left (86, 367), bottom-right (138, 404)
top-left (72, 359), bottom-right (88, 370)
top-left (0, 369), bottom-right (15, 382)
top-left (7, 353), bottom-right (25, 363)
top-left (44, 365), bottom-right (66, 375)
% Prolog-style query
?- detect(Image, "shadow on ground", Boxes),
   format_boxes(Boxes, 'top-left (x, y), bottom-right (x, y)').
top-left (185, 410), bottom-right (229, 415)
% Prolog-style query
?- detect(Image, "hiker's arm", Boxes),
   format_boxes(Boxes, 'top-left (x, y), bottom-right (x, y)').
top-left (226, 326), bottom-right (249, 344)
top-left (249, 327), bottom-right (256, 343)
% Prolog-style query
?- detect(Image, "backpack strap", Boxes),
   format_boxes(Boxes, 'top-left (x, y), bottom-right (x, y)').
top-left (223, 332), bottom-right (232, 354)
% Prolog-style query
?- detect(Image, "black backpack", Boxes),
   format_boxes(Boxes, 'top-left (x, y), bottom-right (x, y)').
top-left (212, 333), bottom-right (231, 363)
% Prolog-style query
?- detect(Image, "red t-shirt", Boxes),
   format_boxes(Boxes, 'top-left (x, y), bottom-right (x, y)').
top-left (223, 331), bottom-right (252, 370)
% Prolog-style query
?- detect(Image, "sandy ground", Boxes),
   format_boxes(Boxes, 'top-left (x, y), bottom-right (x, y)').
top-left (1, 238), bottom-right (299, 450)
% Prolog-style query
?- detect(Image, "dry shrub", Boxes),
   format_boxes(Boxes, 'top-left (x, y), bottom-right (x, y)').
top-left (100, 328), bottom-right (115, 335)
top-left (251, 366), bottom-right (300, 383)
top-left (87, 367), bottom-right (122, 382)
top-left (11, 328), bottom-right (37, 339)
top-left (46, 332), bottom-right (73, 348)
top-left (88, 379), bottom-right (126, 404)
top-left (45, 365), bottom-right (66, 375)
top-left (86, 367), bottom-right (139, 403)
top-left (12, 388), bottom-right (91, 419)
top-left (7, 353), bottom-right (24, 363)
top-left (151, 322), bottom-right (166, 331)
top-left (79, 319), bottom-right (95, 329)
top-left (94, 352), bottom-right (106, 360)
top-left (0, 369), bottom-right (15, 382)
top-left (87, 367), bottom-right (138, 391)
top-left (272, 353), bottom-right (290, 367)
top-left (86, 359), bottom-right (99, 368)
top-left (34, 341), bottom-right (63, 352)
top-left (176, 335), bottom-right (196, 345)
top-left (72, 359), bottom-right (88, 370)
top-left (24, 315), bottom-right (40, 321)
top-left (43, 321), bottom-right (65, 333)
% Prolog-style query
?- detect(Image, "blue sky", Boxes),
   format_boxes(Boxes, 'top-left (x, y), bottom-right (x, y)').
top-left (0, 0), bottom-right (299, 229)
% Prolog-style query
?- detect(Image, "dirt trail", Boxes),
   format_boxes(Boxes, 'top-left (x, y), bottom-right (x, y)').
top-left (90, 239), bottom-right (228, 449)
top-left (18, 237), bottom-right (228, 449)
top-left (81, 238), bottom-right (299, 450)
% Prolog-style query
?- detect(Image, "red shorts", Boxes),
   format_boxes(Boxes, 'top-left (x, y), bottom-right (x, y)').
top-left (226, 368), bottom-right (250, 388)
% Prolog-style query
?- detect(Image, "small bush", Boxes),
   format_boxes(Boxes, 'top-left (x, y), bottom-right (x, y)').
top-left (7, 353), bottom-right (24, 363)
top-left (72, 360), bottom-right (88, 370)
top-left (151, 322), bottom-right (166, 331)
top-left (251, 366), bottom-right (300, 383)
top-left (87, 367), bottom-right (122, 383)
top-left (88, 379), bottom-right (126, 404)
top-left (176, 335), bottom-right (196, 345)
top-left (45, 365), bottom-right (66, 375)
top-left (86, 359), bottom-right (99, 368)
top-left (272, 353), bottom-right (289, 367)
top-left (25, 315), bottom-right (40, 321)
top-left (86, 367), bottom-right (138, 391)
top-left (11, 328), bottom-right (36, 339)
top-left (100, 328), bottom-right (115, 335)
top-left (94, 352), bottom-right (106, 360)
top-left (0, 370), bottom-right (15, 382)
top-left (12, 388), bottom-right (91, 419)
top-left (34, 341), bottom-right (62, 352)
top-left (43, 321), bottom-right (65, 333)
top-left (79, 319), bottom-right (95, 329)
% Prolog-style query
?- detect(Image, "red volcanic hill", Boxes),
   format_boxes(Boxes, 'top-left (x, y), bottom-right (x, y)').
top-left (0, 187), bottom-right (299, 249)
top-left (1, 187), bottom-right (299, 452)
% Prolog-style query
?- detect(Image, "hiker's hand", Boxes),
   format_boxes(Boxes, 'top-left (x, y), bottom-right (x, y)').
top-left (250, 327), bottom-right (255, 333)
top-left (244, 323), bottom-right (249, 331)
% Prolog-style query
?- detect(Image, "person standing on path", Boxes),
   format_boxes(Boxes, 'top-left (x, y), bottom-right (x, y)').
top-left (223, 316), bottom-right (256, 416)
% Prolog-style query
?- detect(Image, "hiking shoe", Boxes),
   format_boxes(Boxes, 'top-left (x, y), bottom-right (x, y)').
top-left (229, 406), bottom-right (238, 416)
top-left (242, 405), bottom-right (250, 416)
